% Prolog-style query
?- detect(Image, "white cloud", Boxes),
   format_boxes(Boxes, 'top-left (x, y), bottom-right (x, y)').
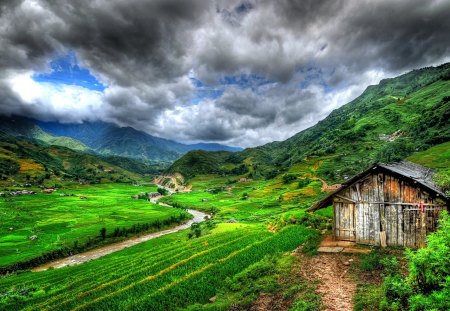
top-left (6, 71), bottom-right (106, 122)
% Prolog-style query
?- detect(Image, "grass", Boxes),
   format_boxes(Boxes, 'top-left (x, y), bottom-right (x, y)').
top-left (0, 225), bottom-right (315, 310)
top-left (187, 252), bottom-right (321, 311)
top-left (408, 141), bottom-right (450, 172)
top-left (160, 158), bottom-right (326, 223)
top-left (0, 183), bottom-right (190, 268)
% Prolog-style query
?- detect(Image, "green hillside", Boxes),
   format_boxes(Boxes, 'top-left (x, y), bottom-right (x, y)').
top-left (168, 150), bottom-right (245, 178)
top-left (0, 133), bottom-right (146, 186)
top-left (170, 63), bottom-right (450, 182)
top-left (407, 141), bottom-right (450, 194)
top-left (0, 116), bottom-right (89, 152)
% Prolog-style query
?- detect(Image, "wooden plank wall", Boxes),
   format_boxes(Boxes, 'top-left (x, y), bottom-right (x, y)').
top-left (333, 170), bottom-right (445, 247)
top-left (333, 201), bottom-right (356, 241)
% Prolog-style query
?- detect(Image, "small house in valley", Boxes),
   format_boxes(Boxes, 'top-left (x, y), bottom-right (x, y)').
top-left (309, 161), bottom-right (449, 248)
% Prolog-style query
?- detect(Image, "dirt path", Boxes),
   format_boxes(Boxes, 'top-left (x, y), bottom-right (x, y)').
top-left (33, 209), bottom-right (208, 272)
top-left (300, 253), bottom-right (356, 311)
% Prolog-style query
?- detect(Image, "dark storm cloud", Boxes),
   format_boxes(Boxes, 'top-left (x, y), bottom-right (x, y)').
top-left (342, 0), bottom-right (450, 72)
top-left (52, 0), bottom-right (209, 85)
top-left (0, 0), bottom-right (449, 146)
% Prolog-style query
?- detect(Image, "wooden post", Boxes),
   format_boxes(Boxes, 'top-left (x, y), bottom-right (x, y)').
top-left (420, 202), bottom-right (426, 248)
top-left (380, 231), bottom-right (387, 248)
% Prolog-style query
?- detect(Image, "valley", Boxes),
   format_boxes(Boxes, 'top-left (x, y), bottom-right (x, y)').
top-left (0, 183), bottom-right (191, 272)
top-left (0, 63), bottom-right (449, 310)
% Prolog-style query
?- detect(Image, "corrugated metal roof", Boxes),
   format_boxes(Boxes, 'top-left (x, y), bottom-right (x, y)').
top-left (378, 161), bottom-right (444, 196)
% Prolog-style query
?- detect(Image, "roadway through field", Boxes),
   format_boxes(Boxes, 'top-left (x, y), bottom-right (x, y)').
top-left (32, 208), bottom-right (208, 272)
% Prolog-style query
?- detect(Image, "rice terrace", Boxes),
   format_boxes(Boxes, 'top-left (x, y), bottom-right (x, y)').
top-left (1, 1), bottom-right (450, 310)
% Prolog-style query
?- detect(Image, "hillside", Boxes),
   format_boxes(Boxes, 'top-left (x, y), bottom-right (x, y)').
top-left (170, 63), bottom-right (450, 182)
top-left (167, 150), bottom-right (245, 178)
top-left (0, 116), bottom-right (89, 152)
top-left (0, 132), bottom-right (149, 185)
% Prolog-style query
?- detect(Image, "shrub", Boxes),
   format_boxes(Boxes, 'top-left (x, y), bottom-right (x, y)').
top-left (301, 231), bottom-right (321, 256)
top-left (282, 174), bottom-right (297, 184)
top-left (360, 250), bottom-right (384, 272)
top-left (157, 187), bottom-right (168, 196)
top-left (380, 256), bottom-right (401, 276)
top-left (297, 178), bottom-right (311, 189)
top-left (379, 211), bottom-right (450, 310)
top-left (381, 275), bottom-right (412, 310)
top-left (407, 211), bottom-right (450, 294)
top-left (289, 292), bottom-right (322, 311)
top-left (270, 211), bottom-right (329, 232)
top-left (354, 284), bottom-right (383, 311)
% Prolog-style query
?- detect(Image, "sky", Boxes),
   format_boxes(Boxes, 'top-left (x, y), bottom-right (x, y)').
top-left (1, 0), bottom-right (450, 148)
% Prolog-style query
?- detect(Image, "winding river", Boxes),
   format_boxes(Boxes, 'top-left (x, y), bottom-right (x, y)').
top-left (33, 207), bottom-right (208, 272)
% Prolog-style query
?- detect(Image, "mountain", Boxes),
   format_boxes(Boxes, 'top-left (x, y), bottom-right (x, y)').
top-left (0, 132), bottom-right (151, 185)
top-left (0, 116), bottom-right (89, 152)
top-left (0, 116), bottom-right (241, 162)
top-left (36, 120), bottom-right (242, 161)
top-left (170, 63), bottom-right (450, 180)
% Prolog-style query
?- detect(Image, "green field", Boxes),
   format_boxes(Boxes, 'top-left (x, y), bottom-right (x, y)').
top-left (160, 158), bottom-right (326, 223)
top-left (0, 183), bottom-right (190, 269)
top-left (0, 224), bottom-right (315, 310)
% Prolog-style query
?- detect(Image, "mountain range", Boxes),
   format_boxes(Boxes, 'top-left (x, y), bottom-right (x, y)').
top-left (0, 117), bottom-right (241, 162)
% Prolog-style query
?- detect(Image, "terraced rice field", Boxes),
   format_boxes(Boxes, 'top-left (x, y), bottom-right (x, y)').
top-left (0, 225), bottom-right (314, 310)
top-left (0, 183), bottom-right (190, 268)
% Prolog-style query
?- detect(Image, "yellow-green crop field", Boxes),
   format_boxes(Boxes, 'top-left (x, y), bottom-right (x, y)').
top-left (0, 183), bottom-right (190, 269)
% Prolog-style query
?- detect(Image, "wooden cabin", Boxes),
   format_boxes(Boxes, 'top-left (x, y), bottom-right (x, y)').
top-left (309, 161), bottom-right (449, 248)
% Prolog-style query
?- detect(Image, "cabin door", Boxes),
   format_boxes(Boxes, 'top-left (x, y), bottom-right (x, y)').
top-left (334, 201), bottom-right (356, 241)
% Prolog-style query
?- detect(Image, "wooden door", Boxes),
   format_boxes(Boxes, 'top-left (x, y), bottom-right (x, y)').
top-left (334, 202), bottom-right (356, 241)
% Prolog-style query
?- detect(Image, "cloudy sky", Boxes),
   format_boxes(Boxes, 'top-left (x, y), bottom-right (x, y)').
top-left (1, 0), bottom-right (450, 147)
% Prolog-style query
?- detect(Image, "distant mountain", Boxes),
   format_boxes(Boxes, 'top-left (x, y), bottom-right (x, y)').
top-left (0, 116), bottom-right (241, 162)
top-left (0, 117), bottom-right (89, 152)
top-left (170, 62), bottom-right (450, 181)
top-left (186, 143), bottom-right (241, 152)
top-left (36, 120), bottom-right (241, 161)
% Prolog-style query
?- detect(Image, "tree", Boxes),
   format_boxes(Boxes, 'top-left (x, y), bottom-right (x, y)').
top-left (157, 187), bottom-right (168, 196)
top-left (100, 227), bottom-right (107, 240)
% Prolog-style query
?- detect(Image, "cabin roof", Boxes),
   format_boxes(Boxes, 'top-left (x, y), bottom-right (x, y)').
top-left (308, 161), bottom-right (447, 211)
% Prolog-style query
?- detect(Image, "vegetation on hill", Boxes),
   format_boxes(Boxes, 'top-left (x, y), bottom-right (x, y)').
top-left (167, 150), bottom-right (246, 178)
top-left (0, 116), bottom-right (89, 152)
top-left (0, 63), bottom-right (449, 310)
top-left (171, 63), bottom-right (450, 184)
top-left (407, 141), bottom-right (450, 195)
top-left (0, 133), bottom-right (145, 185)
top-left (37, 119), bottom-right (241, 161)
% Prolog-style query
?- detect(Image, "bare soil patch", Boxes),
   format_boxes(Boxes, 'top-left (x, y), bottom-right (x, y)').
top-left (299, 253), bottom-right (357, 311)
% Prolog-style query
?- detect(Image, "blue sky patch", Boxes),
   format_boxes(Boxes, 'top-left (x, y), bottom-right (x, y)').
top-left (33, 51), bottom-right (105, 91)
top-left (220, 73), bottom-right (273, 91)
top-left (297, 66), bottom-right (333, 93)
